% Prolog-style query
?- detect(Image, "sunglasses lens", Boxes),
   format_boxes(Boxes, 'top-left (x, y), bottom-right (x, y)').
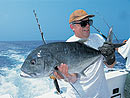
top-left (88, 20), bottom-right (93, 26)
top-left (72, 19), bottom-right (93, 27)
top-left (80, 20), bottom-right (93, 27)
top-left (81, 22), bottom-right (87, 27)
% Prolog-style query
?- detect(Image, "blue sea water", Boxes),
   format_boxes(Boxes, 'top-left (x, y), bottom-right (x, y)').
top-left (0, 41), bottom-right (126, 98)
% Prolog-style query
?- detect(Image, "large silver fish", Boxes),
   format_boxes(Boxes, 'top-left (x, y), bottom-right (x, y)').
top-left (20, 27), bottom-right (124, 78)
top-left (20, 41), bottom-right (101, 78)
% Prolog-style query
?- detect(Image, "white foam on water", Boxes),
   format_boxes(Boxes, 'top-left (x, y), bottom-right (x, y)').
top-left (7, 49), bottom-right (25, 63)
top-left (0, 64), bottom-right (55, 98)
top-left (9, 54), bottom-right (25, 63)
top-left (0, 49), bottom-right (26, 63)
top-left (0, 79), bottom-right (18, 97)
top-left (19, 77), bottom-right (53, 98)
top-left (0, 48), bottom-right (55, 98)
top-left (0, 67), bottom-right (9, 71)
top-left (0, 50), bottom-right (18, 56)
top-left (7, 50), bottom-right (20, 54)
top-left (0, 67), bottom-right (19, 97)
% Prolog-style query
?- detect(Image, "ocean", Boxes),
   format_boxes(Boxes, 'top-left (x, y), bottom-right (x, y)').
top-left (0, 41), bottom-right (126, 98)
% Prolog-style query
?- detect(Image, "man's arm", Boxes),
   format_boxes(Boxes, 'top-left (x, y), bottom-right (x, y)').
top-left (116, 40), bottom-right (127, 52)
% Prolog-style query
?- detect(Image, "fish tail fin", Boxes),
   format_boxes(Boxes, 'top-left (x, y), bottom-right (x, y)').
top-left (113, 43), bottom-right (126, 48)
top-left (106, 26), bottom-right (113, 42)
top-left (106, 26), bottom-right (125, 48)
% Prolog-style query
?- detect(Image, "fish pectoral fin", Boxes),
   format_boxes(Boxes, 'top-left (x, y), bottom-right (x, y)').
top-left (80, 71), bottom-right (86, 76)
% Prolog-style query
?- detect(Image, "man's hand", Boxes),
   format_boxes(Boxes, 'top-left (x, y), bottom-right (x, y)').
top-left (123, 40), bottom-right (127, 43)
top-left (98, 42), bottom-right (115, 65)
top-left (54, 63), bottom-right (78, 83)
top-left (54, 63), bottom-right (70, 79)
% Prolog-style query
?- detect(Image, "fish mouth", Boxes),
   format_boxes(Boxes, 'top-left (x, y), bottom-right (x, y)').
top-left (20, 71), bottom-right (33, 78)
top-left (20, 70), bottom-right (43, 78)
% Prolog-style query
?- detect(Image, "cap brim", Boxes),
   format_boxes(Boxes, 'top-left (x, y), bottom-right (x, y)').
top-left (77, 14), bottom-right (95, 21)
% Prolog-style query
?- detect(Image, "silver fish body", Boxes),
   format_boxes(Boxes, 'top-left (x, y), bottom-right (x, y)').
top-left (21, 42), bottom-right (101, 78)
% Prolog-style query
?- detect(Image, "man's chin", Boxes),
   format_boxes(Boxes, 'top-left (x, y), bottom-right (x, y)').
top-left (82, 32), bottom-right (90, 37)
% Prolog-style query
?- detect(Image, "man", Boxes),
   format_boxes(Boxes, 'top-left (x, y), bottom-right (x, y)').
top-left (54, 9), bottom-right (115, 98)
top-left (118, 38), bottom-right (130, 98)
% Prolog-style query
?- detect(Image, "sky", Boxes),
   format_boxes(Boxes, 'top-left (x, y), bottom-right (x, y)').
top-left (0, 0), bottom-right (130, 41)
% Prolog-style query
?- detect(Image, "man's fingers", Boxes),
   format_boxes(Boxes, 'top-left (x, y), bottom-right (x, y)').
top-left (54, 63), bottom-right (69, 79)
top-left (54, 72), bottom-right (63, 79)
top-left (62, 64), bottom-right (66, 75)
top-left (63, 64), bottom-right (69, 77)
top-left (123, 40), bottom-right (127, 43)
top-left (58, 63), bottom-right (63, 72)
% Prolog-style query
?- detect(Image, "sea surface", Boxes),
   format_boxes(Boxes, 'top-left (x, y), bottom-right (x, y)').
top-left (0, 40), bottom-right (126, 98)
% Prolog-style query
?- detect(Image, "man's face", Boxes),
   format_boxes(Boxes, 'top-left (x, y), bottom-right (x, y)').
top-left (71, 18), bottom-right (93, 38)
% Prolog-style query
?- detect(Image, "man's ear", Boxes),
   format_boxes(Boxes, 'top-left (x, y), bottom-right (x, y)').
top-left (70, 24), bottom-right (74, 30)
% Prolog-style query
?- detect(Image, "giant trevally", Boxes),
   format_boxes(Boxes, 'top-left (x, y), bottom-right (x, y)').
top-left (20, 41), bottom-right (101, 78)
top-left (20, 27), bottom-right (124, 78)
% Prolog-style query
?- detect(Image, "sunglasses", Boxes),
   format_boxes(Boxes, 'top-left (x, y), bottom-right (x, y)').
top-left (72, 19), bottom-right (93, 27)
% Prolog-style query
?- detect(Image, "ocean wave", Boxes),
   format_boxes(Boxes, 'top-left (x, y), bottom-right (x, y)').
top-left (0, 64), bottom-right (54, 98)
top-left (0, 79), bottom-right (18, 97)
top-left (0, 49), bottom-right (20, 57)
top-left (9, 54), bottom-right (25, 63)
top-left (0, 66), bottom-right (19, 97)
top-left (7, 50), bottom-right (20, 54)
top-left (0, 49), bottom-right (27, 64)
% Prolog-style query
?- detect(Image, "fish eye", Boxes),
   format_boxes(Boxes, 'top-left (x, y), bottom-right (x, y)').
top-left (30, 59), bottom-right (36, 65)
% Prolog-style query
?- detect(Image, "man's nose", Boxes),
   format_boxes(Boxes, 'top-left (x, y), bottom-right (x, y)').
top-left (85, 24), bottom-right (90, 28)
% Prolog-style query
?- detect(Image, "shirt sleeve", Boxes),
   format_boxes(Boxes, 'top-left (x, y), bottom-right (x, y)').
top-left (118, 38), bottom-right (130, 58)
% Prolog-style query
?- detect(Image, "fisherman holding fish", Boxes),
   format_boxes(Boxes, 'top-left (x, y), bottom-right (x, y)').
top-left (118, 38), bottom-right (130, 97)
top-left (21, 9), bottom-right (124, 98)
top-left (54, 9), bottom-right (116, 98)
